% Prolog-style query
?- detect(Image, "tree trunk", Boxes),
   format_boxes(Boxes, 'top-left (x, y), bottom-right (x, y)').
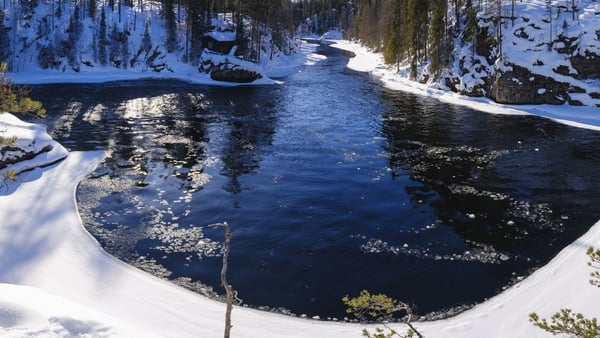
top-left (213, 222), bottom-right (234, 338)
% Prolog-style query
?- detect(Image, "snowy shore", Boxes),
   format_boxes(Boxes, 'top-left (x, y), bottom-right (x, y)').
top-left (1, 40), bottom-right (599, 337)
top-left (332, 40), bottom-right (600, 131)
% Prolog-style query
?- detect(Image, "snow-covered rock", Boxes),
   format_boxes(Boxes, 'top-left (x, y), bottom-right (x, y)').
top-left (0, 113), bottom-right (67, 181)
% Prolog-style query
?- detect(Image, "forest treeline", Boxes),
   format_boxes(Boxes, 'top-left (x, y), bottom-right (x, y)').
top-left (0, 0), bottom-right (462, 73)
top-left (0, 0), bottom-right (588, 81)
top-left (0, 0), bottom-right (301, 70)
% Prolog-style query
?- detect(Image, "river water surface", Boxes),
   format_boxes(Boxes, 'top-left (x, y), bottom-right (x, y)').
top-left (29, 46), bottom-right (600, 319)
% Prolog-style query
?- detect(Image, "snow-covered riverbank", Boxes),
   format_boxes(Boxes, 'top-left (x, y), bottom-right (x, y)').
top-left (1, 39), bottom-right (599, 337)
top-left (332, 40), bottom-right (600, 131)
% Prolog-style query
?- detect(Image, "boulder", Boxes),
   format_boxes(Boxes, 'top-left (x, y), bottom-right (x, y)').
top-left (209, 63), bottom-right (262, 83)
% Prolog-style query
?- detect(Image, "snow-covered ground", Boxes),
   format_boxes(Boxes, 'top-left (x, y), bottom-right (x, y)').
top-left (1, 39), bottom-right (599, 337)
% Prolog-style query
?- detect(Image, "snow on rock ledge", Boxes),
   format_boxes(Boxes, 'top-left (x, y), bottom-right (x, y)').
top-left (0, 113), bottom-right (68, 180)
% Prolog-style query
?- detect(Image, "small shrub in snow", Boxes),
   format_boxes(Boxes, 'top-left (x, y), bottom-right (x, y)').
top-left (0, 168), bottom-right (17, 189)
top-left (0, 61), bottom-right (47, 186)
top-left (342, 290), bottom-right (423, 338)
top-left (529, 310), bottom-right (600, 338)
top-left (529, 247), bottom-right (600, 338)
top-left (588, 247), bottom-right (600, 288)
top-left (0, 63), bottom-right (46, 117)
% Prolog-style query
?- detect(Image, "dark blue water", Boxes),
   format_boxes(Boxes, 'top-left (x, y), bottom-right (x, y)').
top-left (29, 46), bottom-right (600, 319)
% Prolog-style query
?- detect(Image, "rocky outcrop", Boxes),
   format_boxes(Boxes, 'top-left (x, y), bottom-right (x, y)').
top-left (570, 51), bottom-right (600, 79)
top-left (488, 64), bottom-right (582, 105)
top-left (0, 144), bottom-right (53, 170)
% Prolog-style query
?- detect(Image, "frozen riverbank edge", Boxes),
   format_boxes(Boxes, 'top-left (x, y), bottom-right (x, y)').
top-left (2, 148), bottom-right (600, 337)
top-left (1, 40), bottom-right (599, 337)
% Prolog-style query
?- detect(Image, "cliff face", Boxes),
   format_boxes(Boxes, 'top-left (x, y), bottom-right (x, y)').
top-left (445, 1), bottom-right (600, 107)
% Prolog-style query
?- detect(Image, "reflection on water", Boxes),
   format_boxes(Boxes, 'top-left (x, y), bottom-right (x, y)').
top-left (28, 48), bottom-right (600, 319)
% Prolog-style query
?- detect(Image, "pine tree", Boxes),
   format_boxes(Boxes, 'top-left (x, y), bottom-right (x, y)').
top-left (97, 7), bottom-right (108, 65)
top-left (141, 22), bottom-right (152, 55)
top-left (37, 43), bottom-right (58, 69)
top-left (343, 290), bottom-right (424, 338)
top-left (67, 4), bottom-right (83, 70)
top-left (163, 0), bottom-right (178, 52)
top-left (463, 0), bottom-right (477, 42)
top-left (188, 0), bottom-right (209, 63)
top-left (529, 247), bottom-right (600, 338)
top-left (429, 0), bottom-right (449, 78)
top-left (88, 0), bottom-right (97, 19)
top-left (381, 0), bottom-right (403, 72)
top-left (121, 28), bottom-right (129, 69)
top-left (18, 0), bottom-right (37, 18)
top-left (406, 0), bottom-right (424, 79)
top-left (0, 11), bottom-right (9, 63)
top-left (0, 62), bottom-right (45, 117)
top-left (353, 0), bottom-right (381, 49)
top-left (109, 23), bottom-right (121, 66)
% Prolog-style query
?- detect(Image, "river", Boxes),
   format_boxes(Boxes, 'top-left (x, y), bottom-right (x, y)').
top-left (28, 45), bottom-right (600, 319)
